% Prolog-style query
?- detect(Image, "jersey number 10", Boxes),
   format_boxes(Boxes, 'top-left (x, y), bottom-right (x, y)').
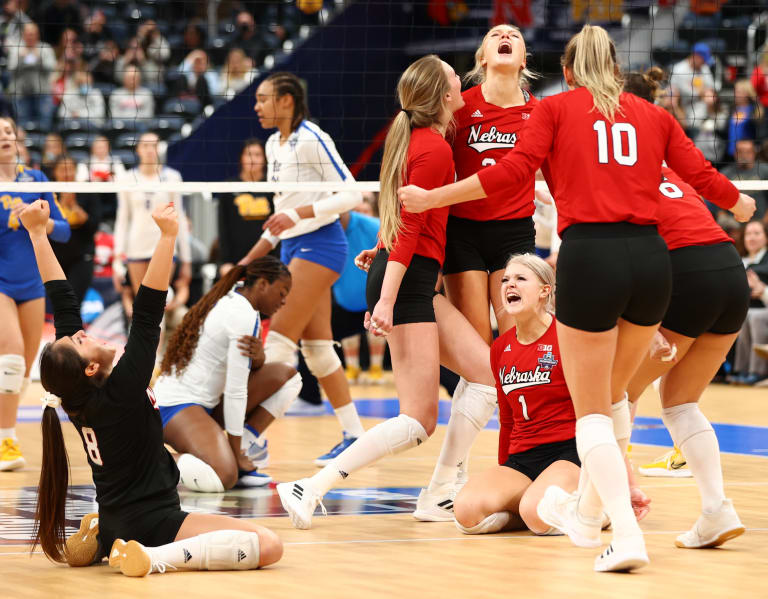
top-left (593, 121), bottom-right (638, 166)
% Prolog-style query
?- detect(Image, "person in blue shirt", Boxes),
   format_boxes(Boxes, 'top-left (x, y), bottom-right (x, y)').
top-left (0, 116), bottom-right (70, 471)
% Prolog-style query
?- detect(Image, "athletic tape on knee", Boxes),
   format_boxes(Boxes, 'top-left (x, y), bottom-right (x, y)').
top-left (0, 354), bottom-right (25, 394)
top-left (611, 397), bottom-right (632, 443)
top-left (575, 414), bottom-right (618, 464)
top-left (454, 511), bottom-right (510, 535)
top-left (201, 530), bottom-right (260, 570)
top-left (662, 403), bottom-right (714, 448)
top-left (177, 454), bottom-right (225, 493)
top-left (301, 339), bottom-right (342, 378)
top-left (453, 381), bottom-right (497, 431)
top-left (380, 414), bottom-right (428, 455)
top-left (264, 331), bottom-right (298, 365)
top-left (20, 376), bottom-right (30, 399)
top-left (260, 372), bottom-right (302, 418)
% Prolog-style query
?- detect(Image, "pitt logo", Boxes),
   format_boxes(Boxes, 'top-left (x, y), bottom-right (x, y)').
top-left (235, 194), bottom-right (271, 220)
top-left (467, 124), bottom-right (517, 153)
top-left (537, 351), bottom-right (558, 371)
top-left (498, 365), bottom-right (551, 394)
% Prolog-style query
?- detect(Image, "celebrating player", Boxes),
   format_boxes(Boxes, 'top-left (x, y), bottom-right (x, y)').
top-left (399, 25), bottom-right (755, 571)
top-left (24, 200), bottom-right (282, 576)
top-left (0, 116), bottom-right (70, 471)
top-left (242, 71), bottom-right (366, 464)
top-left (155, 255), bottom-right (301, 491)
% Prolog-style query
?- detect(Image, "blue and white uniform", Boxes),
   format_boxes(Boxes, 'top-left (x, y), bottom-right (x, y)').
top-left (266, 120), bottom-right (362, 273)
top-left (154, 287), bottom-right (260, 437)
top-left (0, 166), bottom-right (70, 302)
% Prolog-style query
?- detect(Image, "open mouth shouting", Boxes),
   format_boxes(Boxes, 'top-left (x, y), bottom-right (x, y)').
top-left (498, 40), bottom-right (513, 55)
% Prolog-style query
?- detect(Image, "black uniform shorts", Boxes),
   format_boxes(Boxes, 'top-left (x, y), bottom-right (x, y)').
top-left (662, 242), bottom-right (749, 337)
top-left (503, 437), bottom-right (580, 481)
top-left (443, 215), bottom-right (535, 275)
top-left (366, 251), bottom-right (439, 325)
top-left (99, 494), bottom-right (189, 553)
top-left (556, 223), bottom-right (673, 332)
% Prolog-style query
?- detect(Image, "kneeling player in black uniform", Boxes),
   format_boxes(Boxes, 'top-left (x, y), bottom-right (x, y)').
top-left (23, 199), bottom-right (282, 577)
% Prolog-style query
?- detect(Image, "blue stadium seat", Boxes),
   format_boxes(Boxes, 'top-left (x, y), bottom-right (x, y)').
top-left (148, 115), bottom-right (185, 137)
top-left (67, 149), bottom-right (90, 165)
top-left (162, 97), bottom-right (202, 119)
top-left (24, 132), bottom-right (46, 151)
top-left (115, 132), bottom-right (142, 150)
top-left (65, 132), bottom-right (99, 150)
top-left (113, 148), bottom-right (137, 169)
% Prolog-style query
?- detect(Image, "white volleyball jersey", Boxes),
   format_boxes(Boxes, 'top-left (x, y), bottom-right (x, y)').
top-left (266, 119), bottom-right (360, 239)
top-left (113, 166), bottom-right (192, 262)
top-left (153, 288), bottom-right (260, 437)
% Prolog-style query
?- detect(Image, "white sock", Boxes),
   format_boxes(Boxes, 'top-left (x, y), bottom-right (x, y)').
top-left (311, 414), bottom-right (428, 495)
top-left (612, 395), bottom-right (632, 455)
top-left (662, 402), bottom-right (725, 513)
top-left (0, 428), bottom-right (17, 441)
top-left (455, 511), bottom-right (511, 534)
top-left (147, 530), bottom-right (261, 571)
top-left (577, 414), bottom-right (641, 541)
top-left (334, 402), bottom-right (365, 437)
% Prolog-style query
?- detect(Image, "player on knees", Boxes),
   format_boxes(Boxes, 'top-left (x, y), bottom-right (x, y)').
top-left (399, 26), bottom-right (754, 572)
top-left (154, 255), bottom-right (299, 491)
top-left (453, 254), bottom-right (581, 537)
top-left (276, 54), bottom-right (490, 529)
top-left (622, 70), bottom-right (747, 549)
top-left (22, 200), bottom-right (282, 575)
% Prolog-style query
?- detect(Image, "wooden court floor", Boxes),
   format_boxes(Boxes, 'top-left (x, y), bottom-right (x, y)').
top-left (1, 380), bottom-right (766, 599)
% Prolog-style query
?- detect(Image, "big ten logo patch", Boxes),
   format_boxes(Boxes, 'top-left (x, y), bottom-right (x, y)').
top-left (235, 194), bottom-right (271, 220)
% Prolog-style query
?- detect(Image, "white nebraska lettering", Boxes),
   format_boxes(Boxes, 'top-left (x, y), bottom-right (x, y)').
top-left (467, 125), bottom-right (518, 153)
top-left (499, 365), bottom-right (551, 393)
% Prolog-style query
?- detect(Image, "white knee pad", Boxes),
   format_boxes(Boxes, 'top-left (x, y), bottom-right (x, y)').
top-left (611, 396), bottom-right (632, 443)
top-left (453, 381), bottom-right (497, 431)
top-left (0, 354), bottom-right (25, 395)
top-left (575, 414), bottom-right (618, 463)
top-left (662, 403), bottom-right (713, 448)
top-left (200, 530), bottom-right (260, 570)
top-left (264, 331), bottom-right (298, 365)
top-left (177, 453), bottom-right (225, 493)
top-left (301, 339), bottom-right (342, 378)
top-left (260, 372), bottom-right (302, 419)
top-left (378, 414), bottom-right (428, 455)
top-left (454, 511), bottom-right (510, 535)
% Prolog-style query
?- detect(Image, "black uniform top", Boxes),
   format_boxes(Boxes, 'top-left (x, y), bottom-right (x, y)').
top-left (215, 180), bottom-right (275, 265)
top-left (50, 194), bottom-right (102, 266)
top-left (45, 279), bottom-right (180, 509)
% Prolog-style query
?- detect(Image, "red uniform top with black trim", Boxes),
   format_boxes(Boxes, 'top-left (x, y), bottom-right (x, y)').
top-left (451, 85), bottom-right (539, 221)
top-left (383, 127), bottom-right (454, 267)
top-left (657, 166), bottom-right (734, 251)
top-left (491, 318), bottom-right (576, 462)
top-left (477, 88), bottom-right (739, 236)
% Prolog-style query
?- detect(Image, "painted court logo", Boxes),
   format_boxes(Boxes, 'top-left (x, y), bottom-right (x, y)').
top-left (498, 365), bottom-right (551, 394)
top-left (467, 124), bottom-right (518, 153)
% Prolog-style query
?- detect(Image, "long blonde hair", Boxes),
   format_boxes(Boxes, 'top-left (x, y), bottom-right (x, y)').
top-left (464, 24), bottom-right (537, 88)
top-left (561, 25), bottom-right (623, 121)
top-left (379, 54), bottom-right (450, 251)
top-left (505, 253), bottom-right (555, 313)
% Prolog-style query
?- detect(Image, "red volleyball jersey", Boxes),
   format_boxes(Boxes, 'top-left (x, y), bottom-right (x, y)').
top-left (383, 127), bottom-right (453, 267)
top-left (491, 318), bottom-right (576, 462)
top-left (657, 166), bottom-right (734, 251)
top-left (451, 85), bottom-right (538, 221)
top-left (477, 88), bottom-right (739, 236)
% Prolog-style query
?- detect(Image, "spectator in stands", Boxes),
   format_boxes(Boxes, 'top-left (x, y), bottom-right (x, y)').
top-left (81, 8), bottom-right (112, 62)
top-left (691, 88), bottom-right (728, 164)
top-left (40, 132), bottom-right (64, 180)
top-left (727, 80), bottom-right (763, 158)
top-left (54, 27), bottom-right (81, 62)
top-left (51, 53), bottom-right (77, 111)
top-left (750, 45), bottom-right (768, 109)
top-left (722, 140), bottom-right (768, 220)
top-left (657, 83), bottom-right (687, 127)
top-left (171, 21), bottom-right (206, 66)
top-left (109, 64), bottom-right (155, 121)
top-left (57, 67), bottom-right (106, 125)
top-left (177, 49), bottom-right (218, 107)
top-left (731, 221), bottom-right (768, 385)
top-left (14, 124), bottom-right (29, 165)
top-left (136, 20), bottom-right (170, 86)
top-left (230, 11), bottom-right (264, 65)
top-left (216, 138), bottom-right (274, 276)
top-left (88, 38), bottom-right (118, 85)
top-left (115, 37), bottom-right (150, 85)
top-left (36, 0), bottom-right (82, 45)
top-left (75, 135), bottom-right (126, 183)
top-left (6, 23), bottom-right (56, 129)
top-left (670, 42), bottom-right (715, 131)
top-left (49, 155), bottom-right (102, 304)
top-left (0, 0), bottom-right (32, 53)
top-left (220, 48), bottom-right (257, 99)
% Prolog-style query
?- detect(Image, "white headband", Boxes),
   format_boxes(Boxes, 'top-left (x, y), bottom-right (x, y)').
top-left (41, 392), bottom-right (61, 410)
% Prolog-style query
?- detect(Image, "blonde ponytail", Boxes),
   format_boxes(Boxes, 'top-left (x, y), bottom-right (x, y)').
top-left (562, 25), bottom-right (623, 121)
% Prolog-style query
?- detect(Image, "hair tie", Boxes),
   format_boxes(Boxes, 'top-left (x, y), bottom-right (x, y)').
top-left (41, 392), bottom-right (61, 410)
top-left (401, 108), bottom-right (411, 118)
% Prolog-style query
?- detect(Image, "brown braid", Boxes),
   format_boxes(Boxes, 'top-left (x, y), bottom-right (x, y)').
top-left (160, 256), bottom-right (290, 376)
top-left (265, 72), bottom-right (309, 132)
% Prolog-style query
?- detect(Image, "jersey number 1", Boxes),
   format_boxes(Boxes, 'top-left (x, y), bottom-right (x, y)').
top-left (518, 395), bottom-right (531, 421)
top-left (81, 427), bottom-right (104, 466)
top-left (593, 121), bottom-right (637, 166)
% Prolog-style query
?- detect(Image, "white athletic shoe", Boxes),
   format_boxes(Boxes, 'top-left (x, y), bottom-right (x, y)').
top-left (412, 485), bottom-right (456, 522)
top-left (276, 478), bottom-right (327, 530)
top-left (536, 486), bottom-right (602, 548)
top-left (675, 499), bottom-right (745, 548)
top-left (593, 535), bottom-right (649, 572)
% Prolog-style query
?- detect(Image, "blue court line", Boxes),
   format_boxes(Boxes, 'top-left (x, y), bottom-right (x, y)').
top-left (16, 398), bottom-right (768, 458)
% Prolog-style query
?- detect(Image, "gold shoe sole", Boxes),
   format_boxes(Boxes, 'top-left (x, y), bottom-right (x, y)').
top-left (65, 513), bottom-right (99, 567)
top-left (109, 539), bottom-right (152, 576)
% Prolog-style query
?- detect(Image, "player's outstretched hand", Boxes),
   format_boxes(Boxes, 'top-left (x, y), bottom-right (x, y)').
top-left (731, 193), bottom-right (756, 223)
top-left (354, 247), bottom-right (378, 272)
top-left (152, 202), bottom-right (179, 237)
top-left (18, 199), bottom-right (49, 233)
top-left (398, 185), bottom-right (432, 214)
